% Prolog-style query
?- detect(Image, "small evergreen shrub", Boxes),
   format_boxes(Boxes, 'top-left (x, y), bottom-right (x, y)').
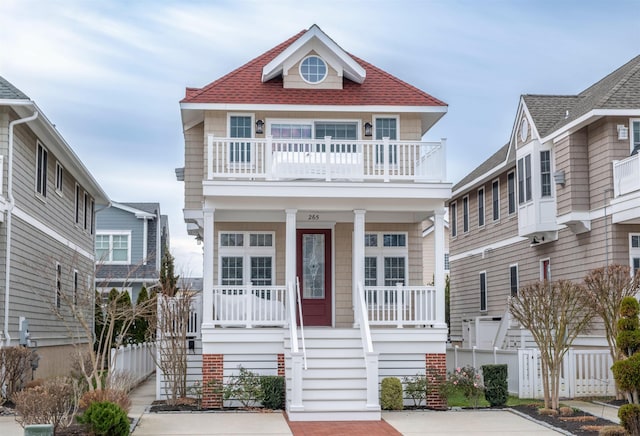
top-left (259, 376), bottom-right (285, 410)
top-left (402, 374), bottom-right (427, 407)
top-left (380, 377), bottom-right (403, 410)
top-left (619, 404), bottom-right (640, 436)
top-left (78, 401), bottom-right (129, 436)
top-left (481, 364), bottom-right (507, 407)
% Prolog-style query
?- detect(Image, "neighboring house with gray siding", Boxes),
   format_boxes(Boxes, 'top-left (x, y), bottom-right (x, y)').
top-left (0, 76), bottom-right (109, 378)
top-left (95, 202), bottom-right (168, 303)
top-left (449, 55), bottom-right (640, 349)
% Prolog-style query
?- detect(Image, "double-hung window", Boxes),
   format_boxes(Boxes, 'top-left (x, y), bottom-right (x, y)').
top-left (630, 234), bottom-right (640, 276)
top-left (450, 202), bottom-right (457, 237)
top-left (74, 184), bottom-right (81, 224)
top-left (492, 180), bottom-right (500, 221)
top-left (36, 142), bottom-right (48, 197)
top-left (631, 119), bottom-right (640, 154)
top-left (507, 171), bottom-right (516, 214)
top-left (463, 196), bottom-right (469, 233)
top-left (95, 232), bottom-right (131, 264)
top-left (479, 271), bottom-right (487, 312)
top-left (219, 232), bottom-right (275, 288)
top-left (518, 155), bottom-right (532, 204)
top-left (477, 187), bottom-right (485, 227)
top-left (364, 233), bottom-right (407, 287)
top-left (540, 150), bottom-right (551, 197)
top-left (509, 265), bottom-right (518, 297)
top-left (375, 117), bottom-right (398, 164)
top-left (229, 115), bottom-right (252, 163)
top-left (55, 162), bottom-right (63, 194)
top-left (83, 192), bottom-right (90, 230)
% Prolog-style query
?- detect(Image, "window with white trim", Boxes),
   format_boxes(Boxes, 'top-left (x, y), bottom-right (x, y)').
top-left (479, 271), bottom-right (487, 312)
top-left (630, 234), bottom-right (640, 276)
top-left (83, 192), bottom-right (90, 230)
top-left (450, 202), bottom-right (457, 237)
top-left (631, 119), bottom-right (640, 154)
top-left (55, 262), bottom-right (61, 309)
top-left (89, 198), bottom-right (95, 235)
top-left (509, 264), bottom-right (518, 297)
top-left (74, 184), bottom-right (81, 224)
top-left (477, 187), bottom-right (485, 227)
top-left (364, 232), bottom-right (407, 287)
top-left (540, 258), bottom-right (551, 281)
top-left (463, 196), bottom-right (469, 233)
top-left (507, 171), bottom-right (516, 214)
top-left (518, 154), bottom-right (532, 204)
top-left (540, 150), bottom-right (551, 197)
top-left (375, 117), bottom-right (398, 164)
top-left (444, 253), bottom-right (450, 272)
top-left (492, 180), bottom-right (500, 221)
top-left (55, 162), bottom-right (63, 194)
top-left (300, 55), bottom-right (327, 84)
top-left (219, 232), bottom-right (275, 286)
top-left (229, 115), bottom-right (252, 163)
top-left (95, 232), bottom-right (131, 264)
top-left (36, 142), bottom-right (48, 197)
top-left (73, 270), bottom-right (78, 305)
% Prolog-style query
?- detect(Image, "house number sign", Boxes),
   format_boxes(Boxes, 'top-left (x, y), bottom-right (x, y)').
top-left (307, 213), bottom-right (320, 221)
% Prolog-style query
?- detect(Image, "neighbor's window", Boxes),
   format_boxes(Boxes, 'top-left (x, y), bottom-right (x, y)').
top-left (450, 202), bottom-right (457, 237)
top-left (55, 262), bottom-right (61, 308)
top-left (630, 234), bottom-right (640, 275)
top-left (95, 233), bottom-right (130, 264)
top-left (540, 150), bottom-right (551, 197)
top-left (510, 265), bottom-right (518, 297)
top-left (631, 119), bottom-right (640, 154)
top-left (300, 55), bottom-right (327, 84)
top-left (463, 196), bottom-right (469, 233)
top-left (477, 187), bottom-right (485, 227)
top-left (55, 162), bottom-right (63, 194)
top-left (492, 180), bottom-right (500, 221)
top-left (74, 184), bottom-right (81, 224)
top-left (479, 271), bottom-right (487, 312)
top-left (444, 253), bottom-right (450, 271)
top-left (507, 171), bottom-right (516, 214)
top-left (518, 155), bottom-right (532, 204)
top-left (36, 142), bottom-right (48, 197)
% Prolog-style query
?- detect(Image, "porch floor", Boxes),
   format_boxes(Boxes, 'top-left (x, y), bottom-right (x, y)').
top-left (286, 418), bottom-right (401, 436)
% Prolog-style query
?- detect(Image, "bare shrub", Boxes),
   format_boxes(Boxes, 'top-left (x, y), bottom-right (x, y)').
top-left (13, 376), bottom-right (81, 432)
top-left (79, 389), bottom-right (131, 413)
top-left (559, 406), bottom-right (574, 416)
top-left (538, 407), bottom-right (559, 416)
top-left (0, 346), bottom-right (33, 404)
top-left (106, 370), bottom-right (136, 393)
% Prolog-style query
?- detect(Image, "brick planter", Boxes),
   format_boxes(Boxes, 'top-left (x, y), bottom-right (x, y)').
top-left (202, 354), bottom-right (223, 408)
top-left (426, 353), bottom-right (447, 410)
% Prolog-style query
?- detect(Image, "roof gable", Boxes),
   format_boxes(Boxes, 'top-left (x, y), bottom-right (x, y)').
top-left (111, 202), bottom-right (157, 219)
top-left (0, 76), bottom-right (29, 100)
top-left (262, 24), bottom-right (366, 84)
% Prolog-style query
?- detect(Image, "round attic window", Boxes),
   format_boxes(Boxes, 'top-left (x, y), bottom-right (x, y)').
top-left (300, 55), bottom-right (327, 84)
top-left (520, 118), bottom-right (529, 142)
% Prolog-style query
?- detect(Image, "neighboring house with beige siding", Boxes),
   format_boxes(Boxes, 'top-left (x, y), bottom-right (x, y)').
top-left (448, 55), bottom-right (640, 349)
top-left (0, 76), bottom-right (109, 378)
top-left (422, 219), bottom-right (450, 285)
top-left (176, 25), bottom-right (450, 420)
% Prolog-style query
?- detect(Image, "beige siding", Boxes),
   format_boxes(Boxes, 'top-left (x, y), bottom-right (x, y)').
top-left (184, 123), bottom-right (204, 210)
top-left (556, 130), bottom-right (590, 215)
top-left (284, 51), bottom-right (342, 90)
top-left (422, 224), bottom-right (450, 285)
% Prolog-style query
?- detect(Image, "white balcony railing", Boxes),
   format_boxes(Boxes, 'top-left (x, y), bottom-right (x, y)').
top-left (203, 283), bottom-right (437, 328)
top-left (207, 135), bottom-right (446, 183)
top-left (364, 284), bottom-right (437, 327)
top-left (613, 154), bottom-right (640, 197)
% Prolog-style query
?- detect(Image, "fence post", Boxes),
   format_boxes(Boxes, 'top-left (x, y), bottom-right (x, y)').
top-left (472, 346), bottom-right (477, 369)
top-left (246, 282), bottom-right (253, 328)
top-left (454, 345), bottom-right (458, 369)
top-left (494, 346), bottom-right (498, 364)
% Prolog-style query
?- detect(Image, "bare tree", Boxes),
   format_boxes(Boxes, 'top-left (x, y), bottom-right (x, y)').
top-left (509, 280), bottom-right (594, 410)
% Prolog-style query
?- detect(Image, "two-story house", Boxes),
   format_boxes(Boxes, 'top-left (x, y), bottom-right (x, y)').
top-left (177, 25), bottom-right (450, 420)
top-left (0, 76), bottom-right (109, 378)
top-left (95, 202), bottom-right (168, 303)
top-left (449, 55), bottom-right (640, 349)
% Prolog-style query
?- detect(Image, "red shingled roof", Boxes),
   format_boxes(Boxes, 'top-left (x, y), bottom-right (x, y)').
top-left (182, 30), bottom-right (446, 107)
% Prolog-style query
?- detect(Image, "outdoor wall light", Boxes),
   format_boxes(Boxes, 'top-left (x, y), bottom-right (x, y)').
top-left (364, 122), bottom-right (372, 137)
top-left (255, 119), bottom-right (264, 135)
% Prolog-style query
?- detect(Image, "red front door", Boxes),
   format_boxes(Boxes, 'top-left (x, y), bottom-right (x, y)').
top-left (297, 229), bottom-right (332, 326)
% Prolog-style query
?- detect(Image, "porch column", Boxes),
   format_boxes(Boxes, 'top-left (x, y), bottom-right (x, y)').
top-left (285, 209), bottom-right (297, 288)
top-left (434, 208), bottom-right (446, 327)
top-left (202, 208), bottom-right (215, 329)
top-left (353, 209), bottom-right (366, 326)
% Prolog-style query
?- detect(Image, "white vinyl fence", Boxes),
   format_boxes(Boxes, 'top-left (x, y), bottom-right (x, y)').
top-left (110, 342), bottom-right (156, 389)
top-left (447, 346), bottom-right (615, 399)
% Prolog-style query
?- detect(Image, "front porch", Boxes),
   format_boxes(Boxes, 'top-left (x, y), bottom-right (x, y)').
top-left (612, 153), bottom-right (640, 223)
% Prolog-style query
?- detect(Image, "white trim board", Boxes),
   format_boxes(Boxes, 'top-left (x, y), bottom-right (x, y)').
top-left (449, 235), bottom-right (526, 262)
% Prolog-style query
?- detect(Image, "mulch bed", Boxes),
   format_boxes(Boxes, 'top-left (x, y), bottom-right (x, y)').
top-left (510, 404), bottom-right (619, 435)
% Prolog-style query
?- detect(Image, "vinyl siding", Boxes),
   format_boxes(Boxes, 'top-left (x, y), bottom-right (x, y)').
top-left (284, 51), bottom-right (342, 90)
top-left (96, 207), bottom-right (148, 265)
top-left (184, 122), bottom-right (204, 210)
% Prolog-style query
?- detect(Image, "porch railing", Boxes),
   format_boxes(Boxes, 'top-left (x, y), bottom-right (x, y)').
top-left (613, 153), bottom-right (640, 197)
top-left (207, 135), bottom-right (446, 183)
top-left (364, 284), bottom-right (437, 327)
top-left (211, 284), bottom-right (287, 328)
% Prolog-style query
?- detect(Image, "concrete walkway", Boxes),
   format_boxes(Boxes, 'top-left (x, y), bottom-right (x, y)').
top-left (563, 400), bottom-right (620, 424)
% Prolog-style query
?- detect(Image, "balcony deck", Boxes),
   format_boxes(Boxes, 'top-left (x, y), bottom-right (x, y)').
top-left (207, 135), bottom-right (446, 183)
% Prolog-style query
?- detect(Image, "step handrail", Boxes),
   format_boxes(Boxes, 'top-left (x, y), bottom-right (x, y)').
top-left (357, 282), bottom-right (374, 353)
top-left (296, 277), bottom-right (307, 370)
top-left (286, 281), bottom-right (299, 353)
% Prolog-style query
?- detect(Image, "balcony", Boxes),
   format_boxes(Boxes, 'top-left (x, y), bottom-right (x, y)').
top-left (611, 154), bottom-right (640, 223)
top-left (207, 135), bottom-right (446, 183)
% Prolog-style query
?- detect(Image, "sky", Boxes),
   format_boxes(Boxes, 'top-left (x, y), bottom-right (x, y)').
top-left (1, 0), bottom-right (639, 277)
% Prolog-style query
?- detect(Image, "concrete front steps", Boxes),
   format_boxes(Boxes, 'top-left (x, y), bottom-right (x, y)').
top-left (284, 328), bottom-right (381, 421)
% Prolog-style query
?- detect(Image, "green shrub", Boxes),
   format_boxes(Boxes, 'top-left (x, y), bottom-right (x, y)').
top-left (78, 401), bottom-right (129, 436)
top-left (223, 367), bottom-right (262, 408)
top-left (259, 376), bottom-right (284, 410)
top-left (481, 364), bottom-right (508, 407)
top-left (613, 351), bottom-right (640, 394)
top-left (402, 374), bottom-right (427, 407)
top-left (619, 404), bottom-right (640, 436)
top-left (380, 377), bottom-right (403, 410)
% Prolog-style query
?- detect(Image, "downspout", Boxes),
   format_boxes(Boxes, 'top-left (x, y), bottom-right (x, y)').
top-left (4, 110), bottom-right (38, 345)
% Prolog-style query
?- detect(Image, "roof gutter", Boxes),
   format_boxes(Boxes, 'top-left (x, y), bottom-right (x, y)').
top-left (4, 109), bottom-right (39, 346)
